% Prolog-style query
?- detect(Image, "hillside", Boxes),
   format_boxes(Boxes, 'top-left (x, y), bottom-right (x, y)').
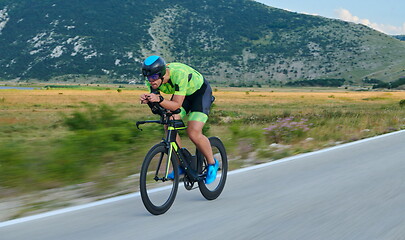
top-left (0, 0), bottom-right (404, 84)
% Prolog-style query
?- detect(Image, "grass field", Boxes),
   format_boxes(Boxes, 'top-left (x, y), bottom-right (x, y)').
top-left (1, 86), bottom-right (405, 218)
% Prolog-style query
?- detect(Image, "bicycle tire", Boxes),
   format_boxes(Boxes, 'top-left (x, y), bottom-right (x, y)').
top-left (197, 137), bottom-right (228, 200)
top-left (139, 143), bottom-right (179, 215)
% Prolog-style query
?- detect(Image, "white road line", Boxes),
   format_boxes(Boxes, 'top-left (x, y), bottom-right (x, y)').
top-left (0, 193), bottom-right (140, 228)
top-left (1, 129), bottom-right (404, 228)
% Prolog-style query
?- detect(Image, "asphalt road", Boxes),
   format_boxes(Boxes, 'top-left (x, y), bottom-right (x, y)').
top-left (1, 130), bottom-right (405, 240)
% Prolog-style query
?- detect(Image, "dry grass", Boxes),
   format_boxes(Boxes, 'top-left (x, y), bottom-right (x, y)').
top-left (214, 90), bottom-right (404, 106)
top-left (1, 87), bottom-right (405, 220)
top-left (1, 88), bottom-right (404, 136)
top-left (0, 89), bottom-right (147, 133)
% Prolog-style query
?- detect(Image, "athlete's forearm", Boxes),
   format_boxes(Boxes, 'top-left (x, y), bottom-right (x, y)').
top-left (159, 98), bottom-right (182, 111)
top-left (146, 93), bottom-right (184, 111)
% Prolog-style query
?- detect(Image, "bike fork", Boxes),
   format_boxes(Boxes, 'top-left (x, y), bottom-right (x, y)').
top-left (165, 142), bottom-right (176, 178)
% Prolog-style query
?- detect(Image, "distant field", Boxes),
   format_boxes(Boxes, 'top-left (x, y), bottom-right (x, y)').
top-left (2, 87), bottom-right (404, 135)
top-left (1, 87), bottom-right (405, 219)
top-left (0, 88), bottom-right (145, 138)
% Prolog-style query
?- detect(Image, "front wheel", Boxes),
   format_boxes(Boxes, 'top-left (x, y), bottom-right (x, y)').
top-left (139, 143), bottom-right (179, 215)
top-left (197, 137), bottom-right (228, 200)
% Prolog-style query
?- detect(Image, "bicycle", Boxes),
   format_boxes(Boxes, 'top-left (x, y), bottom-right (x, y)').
top-left (137, 102), bottom-right (228, 215)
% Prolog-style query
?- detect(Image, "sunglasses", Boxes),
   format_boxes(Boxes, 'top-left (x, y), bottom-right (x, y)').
top-left (147, 74), bottom-right (161, 82)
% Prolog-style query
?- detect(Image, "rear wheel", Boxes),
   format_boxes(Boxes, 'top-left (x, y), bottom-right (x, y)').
top-left (197, 137), bottom-right (228, 200)
top-left (139, 143), bottom-right (179, 215)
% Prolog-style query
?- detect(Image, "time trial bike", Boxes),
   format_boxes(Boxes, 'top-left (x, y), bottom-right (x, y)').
top-left (136, 102), bottom-right (228, 215)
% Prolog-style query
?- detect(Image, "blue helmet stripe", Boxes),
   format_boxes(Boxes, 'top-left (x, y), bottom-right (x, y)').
top-left (144, 55), bottom-right (160, 66)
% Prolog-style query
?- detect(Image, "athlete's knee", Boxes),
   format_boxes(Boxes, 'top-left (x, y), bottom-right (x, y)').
top-left (187, 126), bottom-right (203, 141)
top-left (187, 126), bottom-right (200, 137)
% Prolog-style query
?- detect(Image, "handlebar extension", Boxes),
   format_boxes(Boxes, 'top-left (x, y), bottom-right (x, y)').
top-left (136, 101), bottom-right (181, 130)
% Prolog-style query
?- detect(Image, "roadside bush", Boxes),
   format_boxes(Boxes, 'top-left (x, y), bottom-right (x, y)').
top-left (0, 142), bottom-right (29, 188)
top-left (229, 123), bottom-right (264, 146)
top-left (399, 99), bottom-right (405, 108)
top-left (62, 103), bottom-right (128, 131)
top-left (0, 123), bottom-right (162, 190)
top-left (48, 127), bottom-right (134, 182)
top-left (51, 104), bottom-right (142, 182)
top-left (56, 103), bottom-right (172, 182)
top-left (263, 117), bottom-right (311, 143)
top-left (228, 123), bottom-right (266, 158)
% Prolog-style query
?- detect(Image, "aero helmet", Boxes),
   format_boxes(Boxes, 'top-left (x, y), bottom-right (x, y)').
top-left (141, 55), bottom-right (166, 78)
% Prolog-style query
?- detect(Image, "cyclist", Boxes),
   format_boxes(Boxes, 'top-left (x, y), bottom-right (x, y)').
top-left (139, 55), bottom-right (218, 184)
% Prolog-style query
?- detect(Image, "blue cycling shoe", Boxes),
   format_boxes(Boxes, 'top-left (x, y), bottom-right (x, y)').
top-left (167, 166), bottom-right (185, 180)
top-left (205, 159), bottom-right (219, 184)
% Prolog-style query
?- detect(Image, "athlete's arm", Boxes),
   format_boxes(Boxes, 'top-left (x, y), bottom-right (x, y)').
top-left (147, 93), bottom-right (185, 111)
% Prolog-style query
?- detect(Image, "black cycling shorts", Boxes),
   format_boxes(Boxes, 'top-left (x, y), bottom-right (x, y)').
top-left (172, 79), bottom-right (213, 123)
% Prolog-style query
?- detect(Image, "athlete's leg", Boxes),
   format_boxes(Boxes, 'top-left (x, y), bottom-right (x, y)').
top-left (187, 120), bottom-right (215, 165)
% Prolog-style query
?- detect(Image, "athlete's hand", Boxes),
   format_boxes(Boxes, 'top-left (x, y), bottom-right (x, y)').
top-left (140, 94), bottom-right (149, 104)
top-left (147, 93), bottom-right (160, 103)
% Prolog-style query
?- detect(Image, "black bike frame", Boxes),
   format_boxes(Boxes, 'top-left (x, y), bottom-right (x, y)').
top-left (137, 117), bottom-right (203, 182)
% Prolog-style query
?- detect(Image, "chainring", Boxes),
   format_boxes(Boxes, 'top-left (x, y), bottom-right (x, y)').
top-left (183, 174), bottom-right (195, 190)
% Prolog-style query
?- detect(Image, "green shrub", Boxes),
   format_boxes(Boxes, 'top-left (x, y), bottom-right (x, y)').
top-left (399, 99), bottom-right (405, 108)
top-left (229, 123), bottom-right (265, 148)
top-left (62, 103), bottom-right (128, 131)
top-left (0, 142), bottom-right (28, 188)
top-left (263, 117), bottom-right (311, 143)
top-left (286, 78), bottom-right (345, 87)
top-left (48, 127), bottom-right (133, 182)
top-left (228, 123), bottom-right (266, 158)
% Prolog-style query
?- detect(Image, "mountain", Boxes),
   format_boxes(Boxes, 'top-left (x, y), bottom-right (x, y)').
top-left (1, 0), bottom-right (404, 85)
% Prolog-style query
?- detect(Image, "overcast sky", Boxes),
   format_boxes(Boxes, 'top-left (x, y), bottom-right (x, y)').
top-left (255, 0), bottom-right (405, 35)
